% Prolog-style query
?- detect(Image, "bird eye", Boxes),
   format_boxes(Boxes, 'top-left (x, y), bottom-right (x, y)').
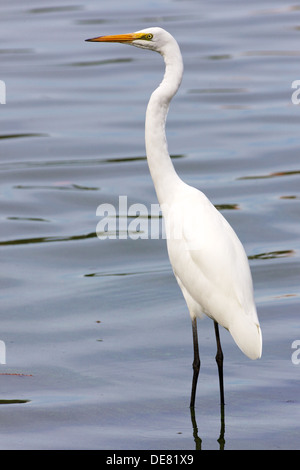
top-left (140, 33), bottom-right (153, 41)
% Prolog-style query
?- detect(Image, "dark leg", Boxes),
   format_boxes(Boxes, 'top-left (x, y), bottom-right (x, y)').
top-left (218, 402), bottom-right (226, 450)
top-left (214, 321), bottom-right (225, 406)
top-left (190, 317), bottom-right (200, 408)
top-left (190, 406), bottom-right (202, 450)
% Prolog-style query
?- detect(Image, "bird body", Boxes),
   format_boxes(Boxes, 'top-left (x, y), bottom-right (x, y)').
top-left (164, 185), bottom-right (261, 360)
top-left (86, 27), bottom-right (262, 406)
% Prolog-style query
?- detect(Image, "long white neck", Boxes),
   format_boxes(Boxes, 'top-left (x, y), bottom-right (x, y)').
top-left (145, 40), bottom-right (184, 205)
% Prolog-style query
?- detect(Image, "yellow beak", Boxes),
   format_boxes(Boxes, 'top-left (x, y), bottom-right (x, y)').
top-left (85, 33), bottom-right (140, 43)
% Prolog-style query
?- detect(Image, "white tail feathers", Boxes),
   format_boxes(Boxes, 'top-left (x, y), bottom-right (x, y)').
top-left (229, 315), bottom-right (262, 360)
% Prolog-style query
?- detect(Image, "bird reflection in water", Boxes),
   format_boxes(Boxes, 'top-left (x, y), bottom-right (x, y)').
top-left (190, 404), bottom-right (225, 450)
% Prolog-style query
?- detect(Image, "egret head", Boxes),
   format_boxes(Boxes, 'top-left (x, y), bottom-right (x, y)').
top-left (85, 27), bottom-right (173, 54)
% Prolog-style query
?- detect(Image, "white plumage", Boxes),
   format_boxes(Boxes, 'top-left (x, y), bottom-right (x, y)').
top-left (86, 27), bottom-right (262, 407)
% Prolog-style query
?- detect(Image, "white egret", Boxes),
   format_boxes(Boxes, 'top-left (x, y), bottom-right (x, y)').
top-left (86, 27), bottom-right (262, 408)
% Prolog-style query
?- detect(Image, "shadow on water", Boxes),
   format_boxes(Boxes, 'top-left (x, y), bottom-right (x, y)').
top-left (0, 399), bottom-right (30, 405)
top-left (190, 404), bottom-right (225, 450)
top-left (0, 232), bottom-right (96, 246)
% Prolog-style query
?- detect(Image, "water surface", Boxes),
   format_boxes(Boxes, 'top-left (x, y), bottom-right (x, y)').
top-left (0, 0), bottom-right (299, 449)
